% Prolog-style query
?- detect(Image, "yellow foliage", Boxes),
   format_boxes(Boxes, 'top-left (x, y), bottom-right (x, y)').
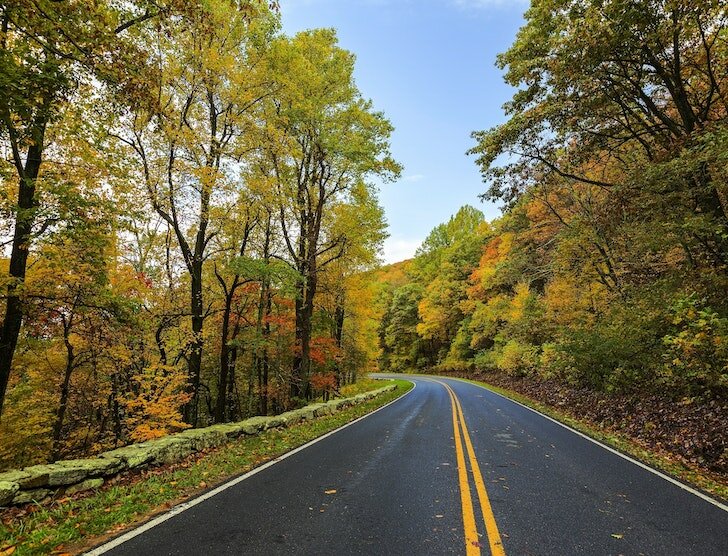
top-left (543, 276), bottom-right (606, 327)
top-left (121, 365), bottom-right (192, 442)
top-left (468, 232), bottom-right (514, 299)
top-left (506, 283), bottom-right (531, 322)
top-left (496, 340), bottom-right (538, 376)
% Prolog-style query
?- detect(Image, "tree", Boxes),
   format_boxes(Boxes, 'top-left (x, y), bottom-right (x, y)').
top-left (114, 1), bottom-right (277, 424)
top-left (469, 0), bottom-right (728, 265)
top-left (415, 206), bottom-right (488, 360)
top-left (0, 0), bottom-right (194, 418)
top-left (261, 29), bottom-right (399, 399)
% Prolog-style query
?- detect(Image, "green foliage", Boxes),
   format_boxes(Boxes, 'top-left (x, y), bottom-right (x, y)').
top-left (378, 284), bottom-right (425, 372)
top-left (662, 295), bottom-right (728, 396)
top-left (494, 339), bottom-right (539, 377)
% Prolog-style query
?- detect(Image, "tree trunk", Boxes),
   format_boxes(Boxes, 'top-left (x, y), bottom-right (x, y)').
top-left (255, 280), bottom-right (272, 415)
top-left (292, 271), bottom-right (316, 401)
top-left (227, 344), bottom-right (239, 420)
top-left (215, 294), bottom-right (233, 423)
top-left (333, 296), bottom-right (345, 387)
top-left (291, 292), bottom-right (306, 401)
top-left (185, 264), bottom-right (204, 425)
top-left (0, 143), bottom-right (43, 418)
top-left (52, 328), bottom-right (75, 461)
top-left (261, 287), bottom-right (271, 415)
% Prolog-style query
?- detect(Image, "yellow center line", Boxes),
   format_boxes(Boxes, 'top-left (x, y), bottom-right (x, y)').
top-left (434, 379), bottom-right (507, 556)
top-left (449, 385), bottom-right (506, 556)
top-left (446, 384), bottom-right (481, 556)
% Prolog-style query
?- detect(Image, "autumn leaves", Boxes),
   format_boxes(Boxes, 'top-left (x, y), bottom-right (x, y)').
top-left (0, 2), bottom-right (397, 468)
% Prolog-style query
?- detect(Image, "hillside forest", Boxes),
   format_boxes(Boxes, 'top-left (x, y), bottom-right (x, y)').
top-left (0, 0), bottom-right (399, 469)
top-left (1, 0), bottom-right (727, 481)
top-left (376, 1), bottom-right (728, 476)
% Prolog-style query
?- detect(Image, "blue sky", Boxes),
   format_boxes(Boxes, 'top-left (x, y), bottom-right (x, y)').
top-left (281, 0), bottom-right (527, 263)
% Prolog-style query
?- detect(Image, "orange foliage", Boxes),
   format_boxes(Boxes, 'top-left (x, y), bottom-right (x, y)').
top-left (121, 365), bottom-right (192, 442)
top-left (310, 372), bottom-right (337, 393)
top-left (309, 336), bottom-right (343, 366)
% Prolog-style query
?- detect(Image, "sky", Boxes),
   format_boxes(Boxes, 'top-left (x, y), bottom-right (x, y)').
top-left (281, 0), bottom-right (528, 263)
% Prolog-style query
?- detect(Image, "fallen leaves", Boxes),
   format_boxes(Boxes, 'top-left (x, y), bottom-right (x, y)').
top-left (324, 489), bottom-right (337, 495)
top-left (611, 534), bottom-right (624, 539)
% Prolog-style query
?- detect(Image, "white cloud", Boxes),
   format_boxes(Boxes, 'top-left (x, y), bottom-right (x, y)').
top-left (402, 174), bottom-right (425, 183)
top-left (382, 237), bottom-right (422, 264)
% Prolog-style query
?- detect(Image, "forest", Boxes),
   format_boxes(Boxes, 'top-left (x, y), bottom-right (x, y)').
top-left (376, 0), bottom-right (727, 474)
top-left (1, 0), bottom-right (727, 480)
top-left (0, 0), bottom-right (400, 470)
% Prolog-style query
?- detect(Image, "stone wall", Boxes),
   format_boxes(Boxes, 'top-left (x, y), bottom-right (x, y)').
top-left (0, 384), bottom-right (397, 507)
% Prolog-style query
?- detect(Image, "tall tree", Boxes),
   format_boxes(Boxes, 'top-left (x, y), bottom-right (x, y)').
top-left (469, 0), bottom-right (728, 265)
top-left (0, 0), bottom-right (187, 418)
top-left (261, 29), bottom-right (399, 400)
top-left (115, 2), bottom-right (277, 424)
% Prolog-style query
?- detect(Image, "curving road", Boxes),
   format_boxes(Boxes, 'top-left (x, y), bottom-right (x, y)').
top-left (88, 376), bottom-right (728, 556)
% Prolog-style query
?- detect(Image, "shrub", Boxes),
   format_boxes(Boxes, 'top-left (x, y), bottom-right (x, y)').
top-left (495, 339), bottom-right (539, 377)
top-left (662, 295), bottom-right (728, 397)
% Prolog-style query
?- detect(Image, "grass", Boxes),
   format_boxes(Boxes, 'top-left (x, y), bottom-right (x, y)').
top-left (454, 376), bottom-right (728, 503)
top-left (0, 379), bottom-right (413, 556)
top-left (339, 378), bottom-right (383, 397)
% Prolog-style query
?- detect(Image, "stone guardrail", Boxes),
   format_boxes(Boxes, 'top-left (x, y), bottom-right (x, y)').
top-left (0, 384), bottom-right (397, 507)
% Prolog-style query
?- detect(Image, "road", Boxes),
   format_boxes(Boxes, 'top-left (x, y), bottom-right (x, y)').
top-left (89, 376), bottom-right (728, 556)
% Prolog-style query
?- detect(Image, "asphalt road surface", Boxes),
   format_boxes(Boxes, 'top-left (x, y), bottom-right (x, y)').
top-left (89, 376), bottom-right (728, 556)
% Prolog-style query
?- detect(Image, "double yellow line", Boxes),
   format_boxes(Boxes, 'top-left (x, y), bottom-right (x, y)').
top-left (433, 380), bottom-right (505, 556)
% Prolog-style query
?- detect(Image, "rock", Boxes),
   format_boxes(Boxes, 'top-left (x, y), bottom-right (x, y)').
top-left (206, 423), bottom-right (247, 438)
top-left (307, 403), bottom-right (331, 417)
top-left (39, 458), bottom-right (125, 487)
top-left (16, 465), bottom-right (53, 489)
top-left (0, 481), bottom-right (19, 506)
top-left (263, 416), bottom-right (285, 429)
top-left (100, 445), bottom-right (154, 469)
top-left (283, 408), bottom-right (310, 423)
top-left (59, 458), bottom-right (124, 477)
top-left (331, 399), bottom-right (350, 410)
top-left (65, 478), bottom-right (104, 496)
top-left (11, 488), bottom-right (50, 506)
top-left (323, 400), bottom-right (342, 412)
top-left (277, 410), bottom-right (301, 426)
top-left (305, 403), bottom-right (323, 414)
top-left (144, 436), bottom-right (194, 465)
top-left (46, 464), bottom-right (88, 486)
top-left (0, 470), bottom-right (33, 488)
top-left (240, 416), bottom-right (271, 435)
top-left (176, 429), bottom-right (227, 451)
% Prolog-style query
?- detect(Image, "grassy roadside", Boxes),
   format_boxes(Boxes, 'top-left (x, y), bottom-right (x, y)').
top-left (453, 376), bottom-right (728, 503)
top-left (0, 379), bottom-right (413, 556)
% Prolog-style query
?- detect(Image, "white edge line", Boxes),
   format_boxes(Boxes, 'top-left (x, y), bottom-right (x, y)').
top-left (85, 381), bottom-right (416, 555)
top-left (445, 376), bottom-right (728, 513)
